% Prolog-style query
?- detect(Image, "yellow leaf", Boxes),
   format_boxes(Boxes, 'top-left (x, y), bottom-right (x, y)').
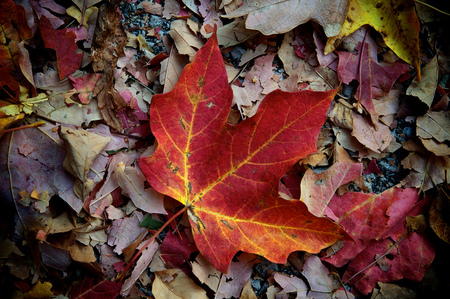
top-left (0, 85), bottom-right (48, 116)
top-left (325, 0), bottom-right (420, 79)
top-left (26, 281), bottom-right (53, 299)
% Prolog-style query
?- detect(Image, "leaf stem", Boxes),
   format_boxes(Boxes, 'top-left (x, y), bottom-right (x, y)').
top-left (116, 205), bottom-right (188, 282)
top-left (414, 0), bottom-right (450, 16)
top-left (1, 121), bottom-right (46, 134)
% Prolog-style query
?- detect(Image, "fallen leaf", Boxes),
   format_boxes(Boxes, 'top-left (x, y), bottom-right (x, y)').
top-left (91, 2), bottom-right (128, 132)
top-left (324, 187), bottom-right (421, 267)
top-left (160, 43), bottom-right (189, 93)
top-left (274, 272), bottom-right (308, 297)
top-left (153, 268), bottom-right (208, 299)
top-left (240, 278), bottom-right (257, 299)
top-left (192, 254), bottom-right (221, 292)
top-left (70, 278), bottom-right (122, 299)
top-left (336, 31), bottom-right (409, 126)
top-left (429, 191), bottom-right (450, 244)
top-left (140, 33), bottom-right (347, 273)
top-left (0, 124), bottom-right (84, 212)
top-left (0, 0), bottom-right (33, 98)
top-left (160, 228), bottom-right (198, 270)
top-left (115, 162), bottom-right (166, 214)
top-left (417, 111), bottom-right (450, 144)
top-left (26, 281), bottom-right (53, 298)
top-left (224, 0), bottom-right (349, 37)
top-left (215, 253), bottom-right (260, 299)
top-left (65, 73), bottom-right (102, 104)
top-left (343, 233), bottom-right (435, 295)
top-left (406, 56), bottom-right (438, 107)
top-left (401, 152), bottom-right (450, 191)
top-left (351, 112), bottom-right (393, 153)
top-left (169, 19), bottom-right (204, 60)
top-left (215, 19), bottom-right (259, 48)
top-left (302, 255), bottom-right (354, 299)
top-left (121, 240), bottom-right (159, 296)
top-left (39, 16), bottom-right (83, 79)
top-left (60, 126), bottom-right (111, 200)
top-left (325, 0), bottom-right (420, 79)
top-left (301, 161), bottom-right (363, 217)
top-left (107, 211), bottom-right (147, 254)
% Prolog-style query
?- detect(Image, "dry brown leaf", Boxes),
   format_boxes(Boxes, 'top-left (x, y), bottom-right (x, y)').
top-left (115, 162), bottom-right (166, 214)
top-left (160, 44), bottom-right (189, 93)
top-left (169, 19), bottom-right (204, 60)
top-left (60, 127), bottom-right (110, 200)
top-left (240, 279), bottom-right (257, 299)
top-left (223, 0), bottom-right (348, 37)
top-left (417, 111), bottom-right (450, 143)
top-left (401, 152), bottom-right (450, 191)
top-left (91, 1), bottom-right (127, 132)
top-left (216, 19), bottom-right (259, 48)
top-left (351, 112), bottom-right (392, 153)
top-left (153, 269), bottom-right (208, 299)
top-left (407, 56), bottom-right (438, 107)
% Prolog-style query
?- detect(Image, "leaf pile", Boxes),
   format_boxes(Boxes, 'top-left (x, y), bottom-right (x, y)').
top-left (0, 0), bottom-right (449, 298)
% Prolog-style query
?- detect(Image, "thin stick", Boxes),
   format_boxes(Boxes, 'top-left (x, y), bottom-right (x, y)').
top-left (414, 0), bottom-right (450, 16)
top-left (116, 205), bottom-right (188, 282)
top-left (1, 121), bottom-right (46, 134)
top-left (344, 235), bottom-right (406, 284)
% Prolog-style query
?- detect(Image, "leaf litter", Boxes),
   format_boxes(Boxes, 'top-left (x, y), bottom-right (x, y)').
top-left (0, 0), bottom-right (450, 298)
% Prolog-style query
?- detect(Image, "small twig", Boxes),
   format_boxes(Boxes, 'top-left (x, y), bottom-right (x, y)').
top-left (116, 206), bottom-right (188, 282)
top-left (329, 272), bottom-right (350, 299)
top-left (344, 235), bottom-right (407, 284)
top-left (126, 74), bottom-right (156, 94)
top-left (1, 121), bottom-right (46, 134)
top-left (414, 0), bottom-right (450, 16)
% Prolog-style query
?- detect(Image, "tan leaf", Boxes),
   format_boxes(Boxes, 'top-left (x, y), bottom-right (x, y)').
top-left (240, 279), bottom-right (257, 299)
top-left (115, 162), bottom-right (166, 214)
top-left (406, 56), bottom-right (438, 107)
top-left (223, 0), bottom-right (348, 37)
top-left (169, 19), bottom-right (204, 60)
top-left (351, 112), bottom-right (392, 153)
top-left (60, 127), bottom-right (110, 199)
top-left (153, 269), bottom-right (208, 299)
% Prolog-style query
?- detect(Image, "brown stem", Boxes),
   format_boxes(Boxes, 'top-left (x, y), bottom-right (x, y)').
top-left (116, 205), bottom-right (188, 282)
top-left (1, 121), bottom-right (46, 134)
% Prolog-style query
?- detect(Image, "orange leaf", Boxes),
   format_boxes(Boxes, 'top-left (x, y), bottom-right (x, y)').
top-left (140, 33), bottom-right (348, 273)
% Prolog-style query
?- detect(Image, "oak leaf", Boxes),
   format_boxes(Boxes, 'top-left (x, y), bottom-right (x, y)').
top-left (325, 0), bottom-right (420, 79)
top-left (139, 33), bottom-right (347, 273)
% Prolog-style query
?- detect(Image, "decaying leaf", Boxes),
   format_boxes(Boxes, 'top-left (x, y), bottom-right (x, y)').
top-left (224, 0), bottom-right (349, 37)
top-left (60, 126), bottom-right (110, 200)
top-left (406, 56), bottom-right (438, 107)
top-left (301, 161), bottom-right (363, 217)
top-left (140, 33), bottom-right (347, 273)
top-left (153, 268), bottom-right (208, 299)
top-left (115, 162), bottom-right (166, 215)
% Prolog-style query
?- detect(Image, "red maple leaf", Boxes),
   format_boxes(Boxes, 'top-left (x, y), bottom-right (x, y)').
top-left (140, 33), bottom-right (348, 273)
top-left (39, 16), bottom-right (83, 79)
top-left (337, 32), bottom-right (409, 127)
